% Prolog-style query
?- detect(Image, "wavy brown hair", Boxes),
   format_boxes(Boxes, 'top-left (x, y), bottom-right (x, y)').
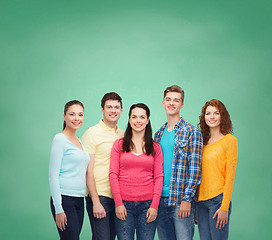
top-left (198, 99), bottom-right (233, 145)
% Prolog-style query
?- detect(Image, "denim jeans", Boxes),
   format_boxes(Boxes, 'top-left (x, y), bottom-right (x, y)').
top-left (196, 194), bottom-right (232, 240)
top-left (157, 197), bottom-right (195, 240)
top-left (50, 195), bottom-right (84, 240)
top-left (114, 200), bottom-right (157, 240)
top-left (85, 195), bottom-right (116, 240)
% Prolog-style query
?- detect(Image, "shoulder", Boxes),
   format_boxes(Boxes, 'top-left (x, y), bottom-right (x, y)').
top-left (117, 128), bottom-right (125, 137)
top-left (155, 123), bottom-right (167, 136)
top-left (181, 120), bottom-right (201, 135)
top-left (81, 123), bottom-right (101, 140)
top-left (51, 133), bottom-right (66, 150)
top-left (153, 141), bottom-right (161, 149)
top-left (224, 134), bottom-right (238, 145)
top-left (52, 133), bottom-right (66, 143)
top-left (114, 138), bottom-right (124, 147)
top-left (84, 123), bottom-right (100, 134)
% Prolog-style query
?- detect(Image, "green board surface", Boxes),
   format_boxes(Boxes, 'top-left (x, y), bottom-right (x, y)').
top-left (1, 1), bottom-right (271, 239)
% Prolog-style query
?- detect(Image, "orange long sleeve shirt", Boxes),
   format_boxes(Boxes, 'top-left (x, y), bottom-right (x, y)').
top-left (197, 134), bottom-right (238, 211)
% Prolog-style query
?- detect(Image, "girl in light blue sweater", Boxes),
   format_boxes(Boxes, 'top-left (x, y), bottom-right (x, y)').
top-left (49, 100), bottom-right (89, 240)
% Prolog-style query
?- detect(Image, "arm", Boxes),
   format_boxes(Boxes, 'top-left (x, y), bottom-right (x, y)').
top-left (82, 129), bottom-right (106, 219)
top-left (179, 129), bottom-right (203, 218)
top-left (213, 136), bottom-right (238, 229)
top-left (220, 136), bottom-right (238, 211)
top-left (147, 144), bottom-right (164, 223)
top-left (109, 140), bottom-right (127, 220)
top-left (86, 154), bottom-right (106, 219)
top-left (49, 135), bottom-right (67, 230)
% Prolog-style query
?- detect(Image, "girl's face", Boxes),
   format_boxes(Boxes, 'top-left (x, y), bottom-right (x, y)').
top-left (63, 104), bottom-right (84, 131)
top-left (129, 107), bottom-right (149, 133)
top-left (205, 105), bottom-right (221, 129)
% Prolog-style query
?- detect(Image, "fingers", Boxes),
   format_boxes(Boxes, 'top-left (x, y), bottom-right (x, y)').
top-left (56, 213), bottom-right (67, 231)
top-left (146, 209), bottom-right (157, 223)
top-left (94, 211), bottom-right (106, 219)
top-left (213, 209), bottom-right (228, 229)
top-left (116, 206), bottom-right (127, 221)
top-left (93, 206), bottom-right (106, 219)
top-left (116, 211), bottom-right (126, 221)
top-left (178, 208), bottom-right (191, 219)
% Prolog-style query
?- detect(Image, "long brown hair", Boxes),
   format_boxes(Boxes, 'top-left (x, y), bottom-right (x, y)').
top-left (198, 99), bottom-right (232, 145)
top-left (122, 103), bottom-right (155, 156)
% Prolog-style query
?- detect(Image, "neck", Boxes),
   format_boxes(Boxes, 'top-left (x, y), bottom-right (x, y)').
top-left (166, 114), bottom-right (181, 131)
top-left (102, 119), bottom-right (117, 129)
top-left (209, 127), bottom-right (222, 138)
top-left (131, 130), bottom-right (145, 142)
top-left (62, 127), bottom-right (77, 137)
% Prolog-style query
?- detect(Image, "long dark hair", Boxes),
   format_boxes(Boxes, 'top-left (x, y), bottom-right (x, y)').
top-left (122, 103), bottom-right (154, 156)
top-left (63, 100), bottom-right (84, 130)
top-left (198, 99), bottom-right (233, 145)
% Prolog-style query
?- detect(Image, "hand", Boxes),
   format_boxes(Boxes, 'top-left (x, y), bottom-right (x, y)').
top-left (178, 201), bottom-right (191, 219)
top-left (213, 209), bottom-right (228, 229)
top-left (93, 202), bottom-right (106, 219)
top-left (116, 205), bottom-right (127, 221)
top-left (56, 212), bottom-right (67, 231)
top-left (146, 207), bottom-right (158, 223)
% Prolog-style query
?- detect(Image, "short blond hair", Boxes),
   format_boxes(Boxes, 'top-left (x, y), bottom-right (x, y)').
top-left (164, 85), bottom-right (184, 102)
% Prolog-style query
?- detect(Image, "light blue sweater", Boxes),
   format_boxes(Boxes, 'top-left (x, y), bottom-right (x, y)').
top-left (49, 133), bottom-right (90, 214)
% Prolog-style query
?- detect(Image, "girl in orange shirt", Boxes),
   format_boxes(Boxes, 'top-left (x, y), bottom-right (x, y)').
top-left (197, 99), bottom-right (238, 240)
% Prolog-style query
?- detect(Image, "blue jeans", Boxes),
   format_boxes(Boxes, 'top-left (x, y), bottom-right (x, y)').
top-left (85, 195), bottom-right (116, 240)
top-left (50, 195), bottom-right (84, 240)
top-left (196, 194), bottom-right (232, 240)
top-left (157, 197), bottom-right (195, 240)
top-left (114, 200), bottom-right (157, 240)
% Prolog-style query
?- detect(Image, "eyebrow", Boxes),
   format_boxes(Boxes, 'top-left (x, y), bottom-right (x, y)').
top-left (131, 114), bottom-right (146, 117)
top-left (166, 97), bottom-right (181, 100)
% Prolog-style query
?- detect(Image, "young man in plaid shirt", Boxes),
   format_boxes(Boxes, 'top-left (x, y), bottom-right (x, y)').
top-left (154, 85), bottom-right (203, 240)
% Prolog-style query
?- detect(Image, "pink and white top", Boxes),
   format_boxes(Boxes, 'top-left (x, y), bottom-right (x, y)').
top-left (109, 139), bottom-right (164, 210)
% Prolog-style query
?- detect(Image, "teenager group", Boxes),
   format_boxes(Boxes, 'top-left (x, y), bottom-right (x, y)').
top-left (49, 85), bottom-right (238, 240)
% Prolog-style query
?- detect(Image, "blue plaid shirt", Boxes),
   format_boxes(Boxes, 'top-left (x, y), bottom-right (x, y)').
top-left (154, 117), bottom-right (203, 206)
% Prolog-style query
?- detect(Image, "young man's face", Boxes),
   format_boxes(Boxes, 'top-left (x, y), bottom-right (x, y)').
top-left (162, 92), bottom-right (184, 116)
top-left (101, 100), bottom-right (122, 125)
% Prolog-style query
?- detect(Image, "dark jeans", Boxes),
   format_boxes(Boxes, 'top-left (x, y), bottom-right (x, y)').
top-left (50, 195), bottom-right (84, 240)
top-left (114, 200), bottom-right (157, 240)
top-left (85, 195), bottom-right (116, 240)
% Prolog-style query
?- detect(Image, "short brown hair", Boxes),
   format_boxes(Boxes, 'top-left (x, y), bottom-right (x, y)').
top-left (164, 85), bottom-right (184, 103)
top-left (101, 92), bottom-right (122, 109)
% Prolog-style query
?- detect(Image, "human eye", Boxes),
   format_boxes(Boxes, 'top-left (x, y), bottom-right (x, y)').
top-left (215, 111), bottom-right (220, 115)
top-left (79, 113), bottom-right (84, 116)
top-left (175, 99), bottom-right (180, 102)
top-left (205, 112), bottom-right (210, 115)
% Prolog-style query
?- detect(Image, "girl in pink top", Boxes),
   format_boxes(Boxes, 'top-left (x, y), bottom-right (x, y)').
top-left (110, 103), bottom-right (163, 240)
